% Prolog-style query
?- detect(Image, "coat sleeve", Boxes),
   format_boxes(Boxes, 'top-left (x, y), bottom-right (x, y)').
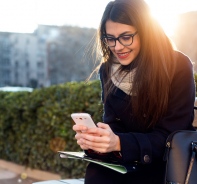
top-left (100, 53), bottom-right (196, 164)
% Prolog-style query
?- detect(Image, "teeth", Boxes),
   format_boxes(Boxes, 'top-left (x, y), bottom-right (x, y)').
top-left (118, 52), bottom-right (128, 56)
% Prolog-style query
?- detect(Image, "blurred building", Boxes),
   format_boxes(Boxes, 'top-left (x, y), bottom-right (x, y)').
top-left (2, 11), bottom-right (196, 89)
top-left (0, 25), bottom-right (96, 88)
top-left (0, 25), bottom-right (59, 88)
top-left (9, 33), bottom-right (44, 87)
top-left (47, 26), bottom-right (96, 85)
top-left (0, 32), bottom-right (11, 87)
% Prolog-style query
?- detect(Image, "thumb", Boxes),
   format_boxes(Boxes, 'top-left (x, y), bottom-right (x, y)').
top-left (97, 122), bottom-right (110, 129)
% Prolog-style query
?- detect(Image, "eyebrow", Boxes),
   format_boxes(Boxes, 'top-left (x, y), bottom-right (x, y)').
top-left (106, 31), bottom-right (134, 37)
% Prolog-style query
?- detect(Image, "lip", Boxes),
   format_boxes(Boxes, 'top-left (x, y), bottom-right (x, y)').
top-left (117, 51), bottom-right (131, 59)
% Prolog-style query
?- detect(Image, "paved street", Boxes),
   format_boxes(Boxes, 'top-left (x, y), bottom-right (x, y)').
top-left (0, 160), bottom-right (61, 184)
top-left (0, 168), bottom-right (39, 184)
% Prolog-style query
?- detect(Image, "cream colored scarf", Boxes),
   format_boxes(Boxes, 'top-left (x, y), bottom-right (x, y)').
top-left (111, 64), bottom-right (136, 95)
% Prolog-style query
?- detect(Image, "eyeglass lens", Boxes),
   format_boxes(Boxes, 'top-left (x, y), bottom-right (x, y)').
top-left (103, 32), bottom-right (137, 47)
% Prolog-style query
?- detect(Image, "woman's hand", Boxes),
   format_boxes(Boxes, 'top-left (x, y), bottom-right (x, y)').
top-left (73, 122), bottom-right (121, 153)
top-left (72, 124), bottom-right (89, 150)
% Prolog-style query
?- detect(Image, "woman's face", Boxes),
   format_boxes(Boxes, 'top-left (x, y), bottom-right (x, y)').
top-left (105, 20), bottom-right (141, 65)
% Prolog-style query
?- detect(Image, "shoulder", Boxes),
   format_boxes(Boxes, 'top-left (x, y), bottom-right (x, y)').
top-left (174, 51), bottom-right (193, 69)
top-left (173, 51), bottom-right (193, 79)
top-left (171, 51), bottom-right (195, 92)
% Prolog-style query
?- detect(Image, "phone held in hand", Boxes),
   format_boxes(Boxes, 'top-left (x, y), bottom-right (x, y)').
top-left (71, 113), bottom-right (96, 128)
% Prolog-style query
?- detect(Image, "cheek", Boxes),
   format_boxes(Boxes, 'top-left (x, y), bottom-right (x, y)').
top-left (136, 45), bottom-right (141, 55)
top-left (135, 38), bottom-right (141, 52)
top-left (132, 40), bottom-right (141, 55)
top-left (109, 48), bottom-right (116, 55)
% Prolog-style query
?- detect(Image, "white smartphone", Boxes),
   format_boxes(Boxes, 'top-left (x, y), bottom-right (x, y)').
top-left (71, 113), bottom-right (96, 128)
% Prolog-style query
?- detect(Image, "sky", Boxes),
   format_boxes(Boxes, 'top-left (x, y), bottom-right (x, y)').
top-left (0, 0), bottom-right (197, 35)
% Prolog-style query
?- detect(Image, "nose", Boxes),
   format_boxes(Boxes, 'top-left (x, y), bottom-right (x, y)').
top-left (114, 40), bottom-right (125, 51)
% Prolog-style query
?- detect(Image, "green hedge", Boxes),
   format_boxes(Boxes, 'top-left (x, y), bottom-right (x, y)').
top-left (0, 80), bottom-right (103, 178)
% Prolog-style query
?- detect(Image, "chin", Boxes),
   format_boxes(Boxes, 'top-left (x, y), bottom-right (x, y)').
top-left (119, 60), bottom-right (133, 66)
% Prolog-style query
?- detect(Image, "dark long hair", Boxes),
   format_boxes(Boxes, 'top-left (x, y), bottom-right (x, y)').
top-left (97, 0), bottom-right (176, 128)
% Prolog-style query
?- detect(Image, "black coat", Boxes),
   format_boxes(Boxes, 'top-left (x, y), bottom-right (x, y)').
top-left (85, 51), bottom-right (195, 184)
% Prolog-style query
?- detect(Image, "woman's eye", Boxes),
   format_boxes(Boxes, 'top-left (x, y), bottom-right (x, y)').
top-left (107, 38), bottom-right (114, 42)
top-left (121, 36), bottom-right (132, 41)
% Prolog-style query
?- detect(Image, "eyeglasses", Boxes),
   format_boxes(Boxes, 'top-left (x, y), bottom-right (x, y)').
top-left (101, 31), bottom-right (138, 47)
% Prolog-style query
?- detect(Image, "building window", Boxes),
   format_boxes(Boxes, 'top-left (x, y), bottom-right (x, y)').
top-left (15, 72), bottom-right (18, 80)
top-left (26, 60), bottom-right (29, 68)
top-left (37, 72), bottom-right (44, 79)
top-left (15, 61), bottom-right (19, 68)
top-left (37, 61), bottom-right (44, 68)
top-left (4, 58), bottom-right (10, 66)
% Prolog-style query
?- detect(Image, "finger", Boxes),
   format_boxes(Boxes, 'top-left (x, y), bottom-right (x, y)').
top-left (77, 140), bottom-right (89, 150)
top-left (81, 142), bottom-right (109, 153)
top-left (73, 124), bottom-right (88, 132)
top-left (80, 136), bottom-right (110, 149)
top-left (97, 122), bottom-right (110, 129)
top-left (78, 135), bottom-right (113, 153)
top-left (82, 123), bottom-right (109, 133)
top-left (83, 127), bottom-right (101, 135)
top-left (75, 131), bottom-right (93, 139)
top-left (75, 133), bottom-right (82, 140)
top-left (80, 145), bottom-right (88, 150)
top-left (82, 140), bottom-right (116, 153)
top-left (84, 126), bottom-right (110, 136)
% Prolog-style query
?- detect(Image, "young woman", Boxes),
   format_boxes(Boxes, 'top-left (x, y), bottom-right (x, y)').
top-left (73, 0), bottom-right (195, 183)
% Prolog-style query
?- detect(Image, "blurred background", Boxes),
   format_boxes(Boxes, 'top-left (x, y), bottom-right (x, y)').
top-left (0, 0), bottom-right (196, 89)
top-left (0, 1), bottom-right (196, 183)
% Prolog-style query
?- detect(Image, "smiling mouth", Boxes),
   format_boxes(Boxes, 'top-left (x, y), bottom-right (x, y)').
top-left (117, 51), bottom-right (131, 59)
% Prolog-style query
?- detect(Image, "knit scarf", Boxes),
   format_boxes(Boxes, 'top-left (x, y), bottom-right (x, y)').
top-left (111, 64), bottom-right (136, 95)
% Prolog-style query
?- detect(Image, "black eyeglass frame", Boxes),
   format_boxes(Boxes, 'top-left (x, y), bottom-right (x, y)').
top-left (101, 31), bottom-right (138, 47)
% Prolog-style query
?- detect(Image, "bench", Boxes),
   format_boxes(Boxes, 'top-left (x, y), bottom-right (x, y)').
top-left (33, 178), bottom-right (84, 184)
